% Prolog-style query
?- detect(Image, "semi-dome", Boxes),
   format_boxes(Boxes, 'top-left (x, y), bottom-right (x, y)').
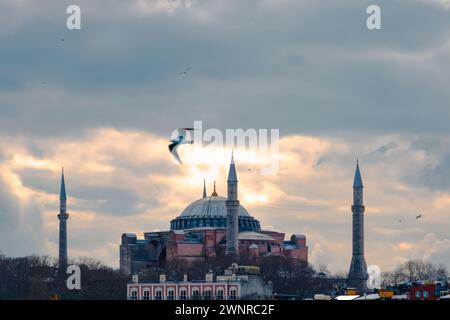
top-left (238, 231), bottom-right (275, 241)
top-left (170, 194), bottom-right (261, 232)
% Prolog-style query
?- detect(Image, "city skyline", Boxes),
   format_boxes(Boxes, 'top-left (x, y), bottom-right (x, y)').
top-left (0, 0), bottom-right (450, 274)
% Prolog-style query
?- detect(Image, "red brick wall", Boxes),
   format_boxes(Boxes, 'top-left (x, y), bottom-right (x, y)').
top-left (177, 242), bottom-right (204, 256)
top-left (410, 284), bottom-right (436, 300)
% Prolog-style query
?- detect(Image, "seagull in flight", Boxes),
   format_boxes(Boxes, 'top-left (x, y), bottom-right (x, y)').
top-left (168, 128), bottom-right (194, 164)
top-left (178, 67), bottom-right (190, 75)
top-left (416, 214), bottom-right (423, 220)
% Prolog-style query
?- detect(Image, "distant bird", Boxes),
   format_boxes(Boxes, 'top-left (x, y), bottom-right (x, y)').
top-left (60, 38), bottom-right (65, 42)
top-left (416, 214), bottom-right (423, 220)
top-left (398, 219), bottom-right (402, 223)
top-left (168, 128), bottom-right (195, 164)
top-left (178, 67), bottom-right (190, 75)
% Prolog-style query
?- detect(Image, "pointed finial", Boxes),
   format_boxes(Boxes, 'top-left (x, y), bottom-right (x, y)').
top-left (202, 179), bottom-right (207, 198)
top-left (231, 150), bottom-right (235, 165)
top-left (212, 181), bottom-right (218, 197)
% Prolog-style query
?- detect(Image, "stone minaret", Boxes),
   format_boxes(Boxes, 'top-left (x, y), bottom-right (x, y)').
top-left (58, 168), bottom-right (69, 273)
top-left (226, 153), bottom-right (239, 256)
top-left (347, 160), bottom-right (368, 293)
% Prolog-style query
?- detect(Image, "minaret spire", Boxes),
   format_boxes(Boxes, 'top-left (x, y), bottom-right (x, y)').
top-left (353, 159), bottom-right (363, 188)
top-left (58, 167), bottom-right (69, 275)
top-left (347, 160), bottom-right (368, 293)
top-left (227, 151), bottom-right (238, 182)
top-left (202, 179), bottom-right (207, 198)
top-left (60, 167), bottom-right (67, 201)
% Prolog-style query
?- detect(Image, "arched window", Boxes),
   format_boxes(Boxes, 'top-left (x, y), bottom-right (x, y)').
top-left (216, 289), bottom-right (224, 300)
top-left (143, 289), bottom-right (150, 300)
top-left (130, 289), bottom-right (138, 300)
top-left (229, 288), bottom-right (237, 300)
top-left (192, 288), bottom-right (200, 300)
top-left (155, 288), bottom-right (163, 300)
top-left (167, 288), bottom-right (175, 300)
top-left (203, 289), bottom-right (212, 300)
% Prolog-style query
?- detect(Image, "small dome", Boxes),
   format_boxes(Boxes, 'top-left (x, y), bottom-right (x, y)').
top-left (180, 195), bottom-right (250, 218)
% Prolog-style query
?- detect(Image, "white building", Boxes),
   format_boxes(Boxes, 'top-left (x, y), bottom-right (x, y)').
top-left (127, 264), bottom-right (272, 300)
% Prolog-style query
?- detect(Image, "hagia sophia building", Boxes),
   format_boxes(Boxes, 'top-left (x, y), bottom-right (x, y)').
top-left (120, 154), bottom-right (308, 275)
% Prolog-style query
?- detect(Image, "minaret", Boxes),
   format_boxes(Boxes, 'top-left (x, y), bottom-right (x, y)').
top-left (226, 152), bottom-right (239, 256)
top-left (58, 168), bottom-right (69, 274)
top-left (347, 160), bottom-right (368, 293)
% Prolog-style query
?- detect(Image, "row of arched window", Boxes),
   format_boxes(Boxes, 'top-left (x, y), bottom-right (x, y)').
top-left (170, 217), bottom-right (261, 231)
top-left (129, 287), bottom-right (238, 300)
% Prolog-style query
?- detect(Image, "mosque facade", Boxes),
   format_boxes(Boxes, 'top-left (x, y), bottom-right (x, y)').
top-left (120, 156), bottom-right (308, 275)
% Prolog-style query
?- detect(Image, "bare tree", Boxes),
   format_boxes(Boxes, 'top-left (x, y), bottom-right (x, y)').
top-left (382, 259), bottom-right (448, 286)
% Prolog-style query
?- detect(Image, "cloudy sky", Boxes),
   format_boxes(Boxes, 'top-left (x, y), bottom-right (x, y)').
top-left (1, 0), bottom-right (450, 273)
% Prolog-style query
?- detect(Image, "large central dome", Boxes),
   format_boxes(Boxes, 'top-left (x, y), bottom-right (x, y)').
top-left (180, 195), bottom-right (250, 218)
top-left (170, 195), bottom-right (261, 232)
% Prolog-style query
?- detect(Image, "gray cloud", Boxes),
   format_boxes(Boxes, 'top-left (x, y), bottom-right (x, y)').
top-left (367, 142), bottom-right (398, 158)
top-left (421, 153), bottom-right (450, 190)
top-left (0, 0), bottom-right (449, 137)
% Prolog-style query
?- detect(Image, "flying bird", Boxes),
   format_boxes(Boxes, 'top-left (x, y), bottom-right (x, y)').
top-left (168, 128), bottom-right (195, 164)
top-left (178, 67), bottom-right (190, 75)
top-left (416, 214), bottom-right (423, 220)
